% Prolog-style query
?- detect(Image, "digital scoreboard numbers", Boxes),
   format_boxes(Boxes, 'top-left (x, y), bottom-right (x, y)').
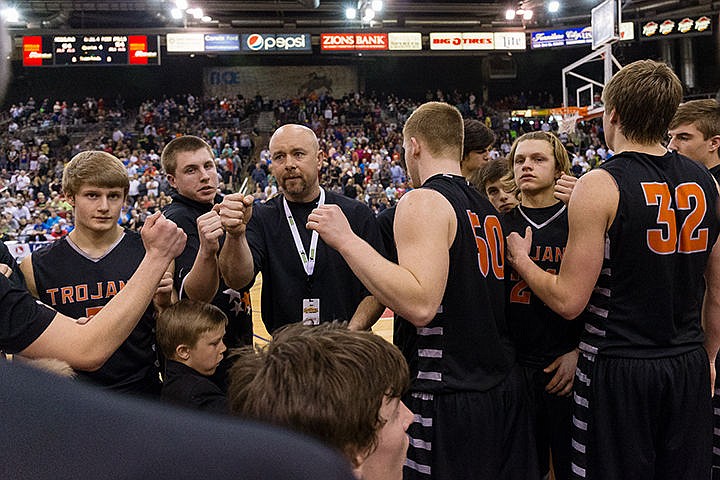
top-left (23, 35), bottom-right (160, 66)
top-left (54, 35), bottom-right (128, 65)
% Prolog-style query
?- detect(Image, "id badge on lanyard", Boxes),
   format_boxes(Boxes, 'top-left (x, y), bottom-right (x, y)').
top-left (284, 189), bottom-right (325, 324)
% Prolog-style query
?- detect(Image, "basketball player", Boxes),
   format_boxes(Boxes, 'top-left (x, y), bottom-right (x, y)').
top-left (668, 99), bottom-right (720, 177)
top-left (307, 102), bottom-right (537, 479)
top-left (217, 124), bottom-right (384, 333)
top-left (502, 131), bottom-right (581, 480)
top-left (667, 99), bottom-right (720, 480)
top-left (468, 158), bottom-right (519, 213)
top-left (1, 210), bottom-right (185, 367)
top-left (461, 118), bottom-right (495, 178)
top-left (161, 135), bottom-right (252, 386)
top-left (507, 60), bottom-right (720, 480)
top-left (20, 151), bottom-right (174, 395)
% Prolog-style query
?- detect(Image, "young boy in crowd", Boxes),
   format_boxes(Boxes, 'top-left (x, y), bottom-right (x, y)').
top-left (156, 299), bottom-right (228, 414)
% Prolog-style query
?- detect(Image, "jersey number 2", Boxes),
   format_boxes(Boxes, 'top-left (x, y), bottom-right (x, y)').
top-left (641, 182), bottom-right (708, 254)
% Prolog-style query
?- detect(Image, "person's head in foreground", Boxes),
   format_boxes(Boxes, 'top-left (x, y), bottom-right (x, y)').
top-left (602, 59), bottom-right (683, 150)
top-left (228, 322), bottom-right (413, 480)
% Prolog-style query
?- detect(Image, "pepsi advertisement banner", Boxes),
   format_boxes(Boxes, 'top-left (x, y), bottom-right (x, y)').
top-left (241, 33), bottom-right (312, 53)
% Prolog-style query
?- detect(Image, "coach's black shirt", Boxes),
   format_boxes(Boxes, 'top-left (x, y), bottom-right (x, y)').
top-left (246, 189), bottom-right (383, 333)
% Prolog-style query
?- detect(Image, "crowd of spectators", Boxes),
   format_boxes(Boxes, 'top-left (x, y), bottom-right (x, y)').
top-left (0, 89), bottom-right (609, 246)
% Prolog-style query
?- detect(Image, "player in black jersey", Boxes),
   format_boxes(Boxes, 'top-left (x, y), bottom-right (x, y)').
top-left (461, 118), bottom-right (495, 178)
top-left (20, 151), bottom-right (175, 395)
top-left (2, 211), bottom-right (185, 368)
top-left (507, 60), bottom-right (720, 480)
top-left (161, 135), bottom-right (253, 388)
top-left (668, 99), bottom-right (720, 180)
top-left (502, 131), bottom-right (580, 480)
top-left (668, 99), bottom-right (720, 480)
top-left (308, 102), bottom-right (537, 480)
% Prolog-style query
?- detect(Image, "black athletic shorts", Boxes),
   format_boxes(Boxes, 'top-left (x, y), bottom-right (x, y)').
top-left (403, 365), bottom-right (539, 480)
top-left (571, 347), bottom-right (712, 480)
top-left (522, 365), bottom-right (574, 480)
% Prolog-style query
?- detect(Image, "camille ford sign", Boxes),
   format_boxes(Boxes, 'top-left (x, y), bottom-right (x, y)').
top-left (320, 33), bottom-right (388, 51)
top-left (531, 23), bottom-right (634, 49)
top-left (429, 32), bottom-right (526, 51)
top-left (641, 16), bottom-right (712, 39)
top-left (241, 33), bottom-right (311, 52)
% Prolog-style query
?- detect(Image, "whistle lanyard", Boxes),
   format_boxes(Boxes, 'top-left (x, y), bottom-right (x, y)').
top-left (283, 188), bottom-right (325, 276)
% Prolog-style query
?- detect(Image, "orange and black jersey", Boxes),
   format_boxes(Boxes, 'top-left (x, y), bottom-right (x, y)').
top-left (409, 174), bottom-right (515, 393)
top-left (581, 151), bottom-right (720, 358)
top-left (31, 231), bottom-right (159, 392)
top-left (502, 202), bottom-right (582, 368)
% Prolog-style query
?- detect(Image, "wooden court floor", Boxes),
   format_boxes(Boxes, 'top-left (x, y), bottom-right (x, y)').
top-left (249, 273), bottom-right (395, 345)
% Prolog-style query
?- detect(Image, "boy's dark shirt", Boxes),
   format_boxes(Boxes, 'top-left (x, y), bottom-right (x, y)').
top-left (162, 359), bottom-right (228, 414)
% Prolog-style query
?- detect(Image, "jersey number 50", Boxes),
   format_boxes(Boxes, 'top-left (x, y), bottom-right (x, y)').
top-left (641, 182), bottom-right (708, 255)
top-left (466, 211), bottom-right (504, 279)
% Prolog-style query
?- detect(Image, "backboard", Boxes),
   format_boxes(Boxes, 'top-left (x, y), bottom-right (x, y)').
top-left (591, 0), bottom-right (621, 50)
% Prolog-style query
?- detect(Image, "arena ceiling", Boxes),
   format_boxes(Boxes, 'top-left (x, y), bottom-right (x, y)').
top-left (15, 0), bottom-right (720, 31)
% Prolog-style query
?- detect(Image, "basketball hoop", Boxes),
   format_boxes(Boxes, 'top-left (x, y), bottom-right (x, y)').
top-left (551, 106), bottom-right (586, 136)
top-left (558, 112), bottom-right (580, 135)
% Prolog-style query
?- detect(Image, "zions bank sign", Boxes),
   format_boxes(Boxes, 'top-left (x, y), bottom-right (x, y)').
top-left (241, 33), bottom-right (312, 52)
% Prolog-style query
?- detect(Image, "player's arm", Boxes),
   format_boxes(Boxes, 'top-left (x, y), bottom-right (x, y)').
top-left (19, 254), bottom-right (38, 297)
top-left (308, 189), bottom-right (453, 327)
top-left (181, 210), bottom-right (224, 302)
top-left (348, 295), bottom-right (386, 331)
top-left (217, 193), bottom-right (257, 290)
top-left (507, 169), bottom-right (617, 319)
top-left (703, 236), bottom-right (720, 393)
top-left (152, 262), bottom-right (177, 313)
top-left (19, 212), bottom-right (187, 371)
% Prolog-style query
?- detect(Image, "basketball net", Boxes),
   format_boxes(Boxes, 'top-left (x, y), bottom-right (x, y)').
top-left (558, 112), bottom-right (580, 135)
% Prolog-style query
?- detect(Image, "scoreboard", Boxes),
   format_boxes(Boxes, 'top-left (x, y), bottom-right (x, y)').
top-left (23, 35), bottom-right (160, 66)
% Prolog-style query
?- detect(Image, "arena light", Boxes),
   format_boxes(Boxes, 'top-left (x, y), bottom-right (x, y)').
top-left (371, 0), bottom-right (383, 11)
top-left (362, 7), bottom-right (375, 22)
top-left (506, 5), bottom-right (534, 21)
top-left (188, 8), bottom-right (203, 19)
top-left (345, 6), bottom-right (357, 19)
top-left (1, 7), bottom-right (19, 23)
top-left (175, 0), bottom-right (188, 9)
top-left (170, 8), bottom-right (183, 19)
top-left (548, 1), bottom-right (560, 13)
top-left (201, 15), bottom-right (212, 22)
